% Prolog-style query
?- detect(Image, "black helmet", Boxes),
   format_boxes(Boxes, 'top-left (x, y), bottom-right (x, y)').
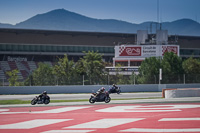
top-left (43, 91), bottom-right (47, 94)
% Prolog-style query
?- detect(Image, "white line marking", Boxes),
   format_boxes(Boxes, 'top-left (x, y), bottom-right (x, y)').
top-left (96, 106), bottom-right (181, 112)
top-left (120, 128), bottom-right (200, 132)
top-left (32, 106), bottom-right (91, 113)
top-left (0, 109), bottom-right (9, 112)
top-left (0, 112), bottom-right (28, 114)
top-left (0, 106), bottom-right (91, 114)
top-left (0, 119), bottom-right (72, 129)
top-left (65, 118), bottom-right (144, 129)
top-left (41, 130), bottom-right (95, 133)
top-left (96, 105), bottom-right (200, 113)
top-left (159, 118), bottom-right (200, 121)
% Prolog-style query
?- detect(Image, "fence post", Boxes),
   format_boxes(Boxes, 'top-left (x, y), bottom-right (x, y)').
top-left (159, 68), bottom-right (162, 84)
top-left (83, 75), bottom-right (85, 86)
top-left (108, 74), bottom-right (110, 85)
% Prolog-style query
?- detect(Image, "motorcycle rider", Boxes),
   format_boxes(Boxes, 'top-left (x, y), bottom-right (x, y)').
top-left (112, 84), bottom-right (118, 92)
top-left (96, 87), bottom-right (105, 98)
top-left (38, 91), bottom-right (48, 103)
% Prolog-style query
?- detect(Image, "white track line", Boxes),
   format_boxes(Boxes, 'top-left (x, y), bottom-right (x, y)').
top-left (0, 119), bottom-right (71, 129)
top-left (32, 106), bottom-right (91, 113)
top-left (41, 130), bottom-right (95, 133)
top-left (0, 106), bottom-right (91, 114)
top-left (159, 118), bottom-right (200, 121)
top-left (65, 118), bottom-right (144, 129)
top-left (120, 128), bottom-right (200, 132)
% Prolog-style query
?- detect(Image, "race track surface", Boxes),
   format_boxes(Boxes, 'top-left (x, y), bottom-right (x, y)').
top-left (0, 103), bottom-right (200, 133)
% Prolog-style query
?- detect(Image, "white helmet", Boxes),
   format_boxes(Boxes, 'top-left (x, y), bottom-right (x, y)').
top-left (101, 87), bottom-right (105, 91)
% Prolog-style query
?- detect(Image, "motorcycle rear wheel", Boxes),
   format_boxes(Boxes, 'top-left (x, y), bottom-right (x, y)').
top-left (105, 97), bottom-right (111, 103)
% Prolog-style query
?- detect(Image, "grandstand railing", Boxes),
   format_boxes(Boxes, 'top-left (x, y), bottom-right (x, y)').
top-left (0, 43), bottom-right (114, 55)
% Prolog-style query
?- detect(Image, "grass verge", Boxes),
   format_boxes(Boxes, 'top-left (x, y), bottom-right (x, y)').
top-left (0, 99), bottom-right (88, 105)
top-left (0, 97), bottom-right (163, 105)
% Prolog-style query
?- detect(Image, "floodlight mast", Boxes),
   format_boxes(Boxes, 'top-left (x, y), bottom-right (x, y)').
top-left (157, 0), bottom-right (159, 24)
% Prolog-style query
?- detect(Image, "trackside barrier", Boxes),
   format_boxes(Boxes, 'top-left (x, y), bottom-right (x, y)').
top-left (162, 88), bottom-right (177, 98)
top-left (0, 84), bottom-right (200, 94)
top-left (164, 88), bottom-right (200, 98)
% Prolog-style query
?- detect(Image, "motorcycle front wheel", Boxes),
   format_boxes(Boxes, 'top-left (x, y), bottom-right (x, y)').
top-left (89, 97), bottom-right (95, 103)
top-left (31, 99), bottom-right (37, 105)
top-left (44, 99), bottom-right (50, 104)
top-left (117, 89), bottom-right (121, 94)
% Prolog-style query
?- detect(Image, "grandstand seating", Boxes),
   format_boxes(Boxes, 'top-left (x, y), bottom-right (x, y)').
top-left (0, 69), bottom-right (5, 80)
top-left (20, 70), bottom-right (29, 79)
top-left (8, 61), bottom-right (18, 70)
top-left (21, 61), bottom-right (30, 70)
top-left (0, 61), bottom-right (54, 81)
top-left (44, 61), bottom-right (53, 67)
top-left (28, 61), bottom-right (37, 71)
top-left (0, 61), bottom-right (10, 70)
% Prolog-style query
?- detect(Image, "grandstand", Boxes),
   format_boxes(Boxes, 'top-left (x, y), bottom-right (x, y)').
top-left (0, 28), bottom-right (200, 82)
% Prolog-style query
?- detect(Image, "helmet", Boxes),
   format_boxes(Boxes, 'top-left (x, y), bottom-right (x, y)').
top-left (43, 91), bottom-right (47, 94)
top-left (113, 84), bottom-right (116, 86)
top-left (101, 87), bottom-right (105, 91)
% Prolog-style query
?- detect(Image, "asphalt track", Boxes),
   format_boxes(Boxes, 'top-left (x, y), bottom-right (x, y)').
top-left (0, 93), bottom-right (199, 107)
top-left (0, 93), bottom-right (200, 133)
top-left (0, 92), bottom-right (162, 101)
top-left (0, 103), bottom-right (200, 133)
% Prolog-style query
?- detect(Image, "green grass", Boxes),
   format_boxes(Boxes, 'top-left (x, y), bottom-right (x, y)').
top-left (0, 99), bottom-right (88, 105)
top-left (0, 97), bottom-right (163, 105)
top-left (0, 100), bottom-right (31, 105)
top-left (112, 97), bottom-right (163, 100)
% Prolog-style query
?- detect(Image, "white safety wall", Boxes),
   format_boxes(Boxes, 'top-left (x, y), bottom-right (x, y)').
top-left (0, 84), bottom-right (200, 94)
top-left (165, 88), bottom-right (200, 98)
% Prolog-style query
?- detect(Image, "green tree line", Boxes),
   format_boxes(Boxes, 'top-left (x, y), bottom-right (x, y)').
top-left (5, 51), bottom-right (200, 86)
top-left (137, 52), bottom-right (200, 84)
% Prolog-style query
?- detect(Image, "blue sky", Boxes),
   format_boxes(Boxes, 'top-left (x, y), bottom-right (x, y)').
top-left (0, 0), bottom-right (199, 25)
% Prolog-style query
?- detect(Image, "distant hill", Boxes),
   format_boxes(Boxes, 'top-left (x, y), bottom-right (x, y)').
top-left (0, 23), bottom-right (13, 28)
top-left (0, 9), bottom-right (200, 36)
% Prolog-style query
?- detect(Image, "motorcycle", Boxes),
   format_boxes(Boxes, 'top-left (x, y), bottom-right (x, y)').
top-left (108, 87), bottom-right (121, 94)
top-left (89, 91), bottom-right (111, 103)
top-left (31, 95), bottom-right (50, 105)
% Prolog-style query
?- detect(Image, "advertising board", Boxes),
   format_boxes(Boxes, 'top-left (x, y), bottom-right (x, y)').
top-left (115, 45), bottom-right (179, 58)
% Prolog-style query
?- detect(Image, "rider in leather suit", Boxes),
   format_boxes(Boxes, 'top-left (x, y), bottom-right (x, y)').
top-left (112, 84), bottom-right (118, 91)
top-left (39, 91), bottom-right (47, 103)
top-left (96, 87), bottom-right (105, 98)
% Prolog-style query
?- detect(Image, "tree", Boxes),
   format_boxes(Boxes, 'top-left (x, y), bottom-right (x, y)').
top-left (6, 69), bottom-right (20, 86)
top-left (182, 57), bottom-right (200, 83)
top-left (129, 71), bottom-right (137, 85)
top-left (24, 74), bottom-right (33, 86)
top-left (137, 57), bottom-right (160, 84)
top-left (74, 59), bottom-right (88, 85)
top-left (161, 52), bottom-right (183, 83)
top-left (32, 62), bottom-right (54, 85)
top-left (52, 54), bottom-right (75, 85)
top-left (80, 51), bottom-right (105, 85)
top-left (182, 57), bottom-right (200, 74)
